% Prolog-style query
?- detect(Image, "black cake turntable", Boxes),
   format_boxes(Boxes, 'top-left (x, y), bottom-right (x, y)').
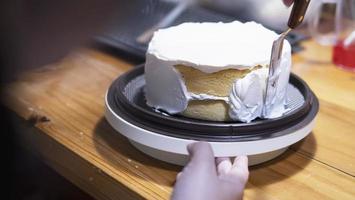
top-left (105, 65), bottom-right (318, 166)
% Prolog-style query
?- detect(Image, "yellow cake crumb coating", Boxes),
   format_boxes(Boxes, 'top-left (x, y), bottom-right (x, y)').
top-left (175, 65), bottom-right (263, 121)
top-left (182, 100), bottom-right (230, 121)
top-left (175, 65), bottom-right (253, 97)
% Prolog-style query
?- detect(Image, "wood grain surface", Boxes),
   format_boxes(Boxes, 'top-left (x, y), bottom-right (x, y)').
top-left (3, 41), bottom-right (355, 200)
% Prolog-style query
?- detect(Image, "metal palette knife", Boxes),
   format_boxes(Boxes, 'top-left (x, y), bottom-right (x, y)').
top-left (263, 0), bottom-right (311, 117)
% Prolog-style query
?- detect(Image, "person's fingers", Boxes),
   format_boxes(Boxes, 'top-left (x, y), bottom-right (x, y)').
top-left (216, 157), bottom-right (232, 176)
top-left (232, 156), bottom-right (248, 171)
top-left (283, 0), bottom-right (294, 7)
top-left (229, 156), bottom-right (249, 184)
top-left (172, 143), bottom-right (218, 200)
top-left (217, 157), bottom-right (248, 200)
top-left (187, 142), bottom-right (216, 168)
top-left (176, 172), bottom-right (182, 180)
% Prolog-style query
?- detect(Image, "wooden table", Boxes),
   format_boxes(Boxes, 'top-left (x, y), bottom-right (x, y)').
top-left (3, 40), bottom-right (355, 200)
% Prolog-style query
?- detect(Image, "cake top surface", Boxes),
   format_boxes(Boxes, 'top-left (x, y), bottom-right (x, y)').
top-left (147, 21), bottom-right (291, 72)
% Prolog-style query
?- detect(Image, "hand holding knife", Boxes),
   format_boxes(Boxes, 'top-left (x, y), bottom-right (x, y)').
top-left (263, 0), bottom-right (311, 117)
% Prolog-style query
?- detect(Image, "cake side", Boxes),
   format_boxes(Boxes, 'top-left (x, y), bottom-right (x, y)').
top-left (182, 100), bottom-right (230, 121)
top-left (144, 21), bottom-right (292, 122)
top-left (175, 65), bottom-right (263, 121)
top-left (175, 65), bottom-right (257, 97)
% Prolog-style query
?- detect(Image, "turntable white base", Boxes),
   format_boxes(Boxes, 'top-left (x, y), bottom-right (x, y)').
top-left (105, 96), bottom-right (316, 166)
top-left (130, 140), bottom-right (288, 166)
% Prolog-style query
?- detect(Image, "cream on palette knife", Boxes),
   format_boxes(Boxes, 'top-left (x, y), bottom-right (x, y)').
top-left (144, 21), bottom-right (292, 122)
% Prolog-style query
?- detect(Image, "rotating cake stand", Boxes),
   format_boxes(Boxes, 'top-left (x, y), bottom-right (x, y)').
top-left (105, 65), bottom-right (319, 166)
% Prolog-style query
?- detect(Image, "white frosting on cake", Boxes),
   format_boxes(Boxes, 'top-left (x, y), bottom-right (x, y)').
top-left (145, 21), bottom-right (292, 122)
top-left (229, 58), bottom-right (291, 122)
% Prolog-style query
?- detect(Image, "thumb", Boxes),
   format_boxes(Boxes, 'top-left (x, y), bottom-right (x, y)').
top-left (186, 142), bottom-right (216, 173)
top-left (171, 142), bottom-right (218, 200)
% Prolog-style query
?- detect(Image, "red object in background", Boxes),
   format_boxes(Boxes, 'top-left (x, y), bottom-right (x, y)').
top-left (332, 40), bottom-right (355, 72)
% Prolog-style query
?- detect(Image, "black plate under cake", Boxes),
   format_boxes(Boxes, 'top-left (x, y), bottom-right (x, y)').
top-left (106, 65), bottom-right (319, 142)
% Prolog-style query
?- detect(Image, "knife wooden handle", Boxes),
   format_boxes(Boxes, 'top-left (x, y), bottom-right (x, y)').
top-left (288, 0), bottom-right (311, 29)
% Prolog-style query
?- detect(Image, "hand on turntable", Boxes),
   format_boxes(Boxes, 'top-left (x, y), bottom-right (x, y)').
top-left (171, 142), bottom-right (249, 200)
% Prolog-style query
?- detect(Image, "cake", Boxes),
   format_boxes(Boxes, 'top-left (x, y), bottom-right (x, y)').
top-left (144, 21), bottom-right (291, 122)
